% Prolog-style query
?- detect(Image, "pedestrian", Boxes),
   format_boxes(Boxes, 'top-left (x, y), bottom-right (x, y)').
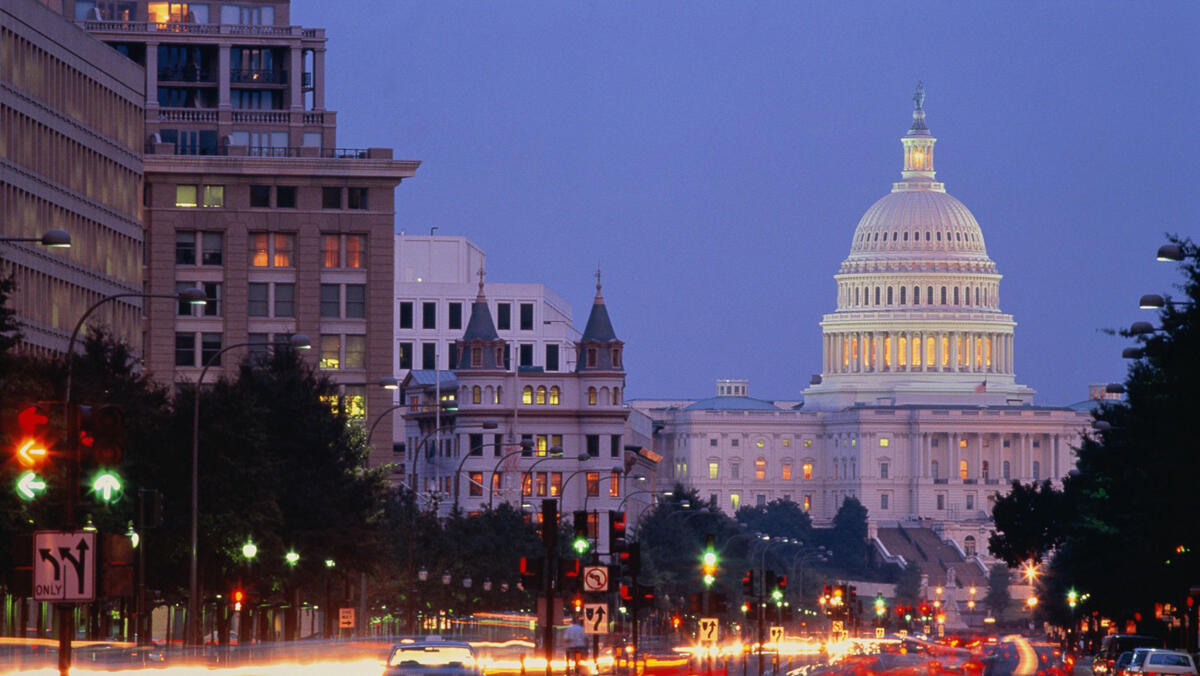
top-left (565, 617), bottom-right (587, 675)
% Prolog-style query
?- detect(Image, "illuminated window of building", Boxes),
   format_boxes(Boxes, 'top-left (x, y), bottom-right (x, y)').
top-left (975, 337), bottom-right (983, 367)
top-left (588, 387), bottom-right (597, 405)
top-left (175, 184), bottom-right (197, 207)
top-left (851, 336), bottom-right (858, 361)
top-left (708, 461), bottom-right (719, 480)
top-left (343, 386), bottom-right (365, 420)
top-left (319, 335), bottom-right (340, 369)
top-left (521, 473), bottom-right (532, 496)
top-left (730, 493), bottom-right (740, 511)
top-left (522, 386), bottom-right (533, 405)
top-left (755, 458), bottom-right (766, 480)
top-left (912, 335), bottom-right (921, 366)
top-left (783, 439), bottom-right (791, 447)
top-left (941, 336), bottom-right (950, 367)
top-left (986, 337), bottom-right (993, 367)
top-left (880, 437), bottom-right (889, 448)
top-left (781, 461), bottom-right (792, 480)
top-left (803, 439), bottom-right (812, 448)
top-left (898, 337), bottom-right (907, 366)
top-left (803, 495), bottom-right (811, 511)
top-left (959, 460), bottom-right (969, 480)
top-left (273, 233), bottom-right (293, 267)
top-left (494, 386), bottom-right (503, 404)
top-left (535, 434), bottom-right (548, 455)
top-left (550, 472), bottom-right (561, 496)
top-left (468, 472), bottom-right (483, 497)
top-left (535, 473), bottom-right (547, 497)
top-left (344, 335), bottom-right (365, 369)
top-left (472, 386), bottom-right (481, 404)
top-left (551, 434), bottom-right (562, 451)
top-left (202, 185), bottom-right (224, 208)
top-left (802, 463), bottom-right (813, 480)
top-left (536, 386), bottom-right (547, 405)
top-left (586, 471), bottom-right (600, 497)
top-left (842, 338), bottom-right (849, 367)
top-left (346, 235), bottom-right (366, 268)
top-left (549, 386), bottom-right (560, 405)
top-left (755, 439), bottom-right (765, 448)
top-left (926, 336), bottom-right (935, 366)
top-left (960, 438), bottom-right (968, 448)
top-left (610, 471), bottom-right (620, 497)
top-left (322, 235), bottom-right (339, 268)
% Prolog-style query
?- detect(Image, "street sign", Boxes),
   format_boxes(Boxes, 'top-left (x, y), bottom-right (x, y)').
top-left (769, 626), bottom-right (784, 643)
top-left (937, 623), bottom-right (945, 637)
top-left (338, 608), bottom-right (355, 629)
top-left (583, 603), bottom-right (608, 634)
top-left (698, 617), bottom-right (719, 643)
top-left (583, 565), bottom-right (609, 592)
top-left (875, 627), bottom-right (885, 639)
top-left (831, 620), bottom-right (844, 634)
top-left (33, 531), bottom-right (95, 601)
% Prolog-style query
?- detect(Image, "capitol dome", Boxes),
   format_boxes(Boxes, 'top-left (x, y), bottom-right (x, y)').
top-left (802, 86), bottom-right (1034, 410)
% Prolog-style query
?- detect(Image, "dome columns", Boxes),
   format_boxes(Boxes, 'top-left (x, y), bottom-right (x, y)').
top-left (820, 328), bottom-right (1013, 376)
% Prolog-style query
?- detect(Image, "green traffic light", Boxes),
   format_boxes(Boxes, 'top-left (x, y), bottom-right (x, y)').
top-left (15, 471), bottom-right (47, 500)
top-left (772, 589), bottom-right (783, 602)
top-left (573, 536), bottom-right (589, 555)
top-left (91, 471), bottom-right (122, 503)
top-left (703, 550), bottom-right (717, 567)
top-left (703, 573), bottom-right (715, 587)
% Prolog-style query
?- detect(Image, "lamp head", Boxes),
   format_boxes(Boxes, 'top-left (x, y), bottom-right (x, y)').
top-left (1104, 383), bottom-right (1126, 394)
top-left (178, 288), bottom-right (207, 305)
top-left (380, 377), bottom-right (400, 390)
top-left (1138, 294), bottom-right (1165, 310)
top-left (41, 229), bottom-right (72, 247)
top-left (1129, 321), bottom-right (1156, 335)
top-left (576, 452), bottom-right (591, 462)
top-left (289, 333), bottom-right (312, 349)
top-left (1121, 347), bottom-right (1144, 359)
top-left (1157, 244), bottom-right (1184, 262)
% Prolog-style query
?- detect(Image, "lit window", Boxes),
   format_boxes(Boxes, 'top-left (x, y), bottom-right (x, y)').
top-left (730, 493), bottom-right (740, 511)
top-left (960, 460), bottom-right (969, 480)
top-left (522, 386), bottom-right (533, 405)
top-left (550, 472), bottom-right (562, 496)
top-left (755, 439), bottom-right (765, 448)
top-left (346, 235), bottom-right (366, 268)
top-left (960, 438), bottom-right (968, 448)
top-left (755, 458), bottom-right (766, 481)
top-left (609, 471), bottom-right (620, 497)
top-left (472, 386), bottom-right (481, 404)
top-left (880, 438), bottom-right (889, 447)
top-left (588, 387), bottom-right (597, 405)
top-left (536, 386), bottom-right (547, 405)
top-left (802, 463), bottom-right (813, 480)
top-left (803, 439), bottom-right (812, 448)
top-left (468, 472), bottom-right (483, 497)
top-left (319, 335), bottom-right (340, 369)
top-left (536, 473), bottom-right (547, 497)
top-left (202, 185), bottom-right (224, 208)
top-left (536, 435), bottom-right (548, 454)
top-left (586, 472), bottom-right (600, 497)
top-left (781, 461), bottom-right (792, 480)
top-left (708, 462), bottom-right (719, 480)
top-left (273, 233), bottom-right (293, 267)
top-left (322, 235), bottom-right (339, 268)
top-left (343, 386), bottom-right (366, 420)
top-left (802, 495), bottom-right (811, 511)
top-left (549, 386), bottom-right (560, 405)
top-left (783, 439), bottom-right (791, 447)
top-left (175, 185), bottom-right (197, 207)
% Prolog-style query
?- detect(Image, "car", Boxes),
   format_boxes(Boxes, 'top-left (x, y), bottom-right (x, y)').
top-left (1095, 636), bottom-right (1166, 676)
top-left (383, 639), bottom-right (481, 676)
top-left (1126, 649), bottom-right (1198, 676)
top-left (1115, 651), bottom-right (1137, 676)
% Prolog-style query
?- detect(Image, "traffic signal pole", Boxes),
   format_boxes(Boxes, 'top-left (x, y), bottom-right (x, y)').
top-left (541, 499), bottom-right (557, 676)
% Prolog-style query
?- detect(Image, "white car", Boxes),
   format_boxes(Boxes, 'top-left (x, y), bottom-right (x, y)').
top-left (1126, 649), bottom-right (1198, 676)
top-left (384, 639), bottom-right (481, 676)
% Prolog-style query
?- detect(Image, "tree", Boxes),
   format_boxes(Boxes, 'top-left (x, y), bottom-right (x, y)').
top-left (735, 498), bottom-right (813, 542)
top-left (988, 236), bottom-right (1200, 625)
top-left (985, 564), bottom-right (1011, 618)
top-left (831, 496), bottom-right (869, 573)
top-left (0, 273), bottom-right (21, 362)
top-left (894, 560), bottom-right (923, 605)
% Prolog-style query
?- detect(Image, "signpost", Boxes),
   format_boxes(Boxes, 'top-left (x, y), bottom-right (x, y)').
top-left (338, 608), bottom-right (356, 630)
top-left (769, 626), bottom-right (784, 643)
top-left (583, 603), bottom-right (608, 634)
top-left (582, 566), bottom-right (609, 592)
top-left (875, 627), bottom-right (885, 639)
top-left (33, 532), bottom-right (95, 602)
top-left (698, 617), bottom-right (719, 643)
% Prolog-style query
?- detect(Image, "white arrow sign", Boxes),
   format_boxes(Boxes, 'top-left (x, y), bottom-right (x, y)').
top-left (34, 531), bottom-right (95, 602)
top-left (770, 626), bottom-right (784, 643)
top-left (698, 617), bottom-right (719, 643)
top-left (583, 603), bottom-right (608, 634)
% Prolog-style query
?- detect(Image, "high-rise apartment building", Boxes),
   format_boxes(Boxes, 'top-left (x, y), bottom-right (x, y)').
top-left (1, 0), bottom-right (145, 355)
top-left (74, 0), bottom-right (420, 465)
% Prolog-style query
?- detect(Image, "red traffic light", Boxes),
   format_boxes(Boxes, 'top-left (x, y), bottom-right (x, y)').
top-left (13, 404), bottom-right (54, 468)
top-left (232, 589), bottom-right (245, 603)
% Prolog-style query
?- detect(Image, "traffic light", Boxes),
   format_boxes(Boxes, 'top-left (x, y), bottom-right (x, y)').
top-left (79, 404), bottom-right (124, 466)
top-left (13, 403), bottom-right (53, 469)
top-left (560, 558), bottom-right (581, 590)
top-left (701, 534), bottom-right (717, 586)
top-left (623, 542), bottom-right (641, 577)
top-left (765, 570), bottom-right (778, 601)
top-left (874, 593), bottom-right (886, 617)
top-left (831, 585), bottom-right (844, 607)
top-left (90, 470), bottom-right (123, 503)
top-left (520, 556), bottom-right (544, 590)
top-left (232, 588), bottom-right (245, 611)
top-left (609, 510), bottom-right (627, 554)
top-left (572, 510), bottom-right (590, 555)
top-left (541, 499), bottom-right (558, 550)
top-left (1067, 588), bottom-right (1079, 608)
top-left (742, 570), bottom-right (754, 596)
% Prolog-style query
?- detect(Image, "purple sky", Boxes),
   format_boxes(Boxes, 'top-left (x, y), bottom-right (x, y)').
top-left (299, 1), bottom-right (1200, 406)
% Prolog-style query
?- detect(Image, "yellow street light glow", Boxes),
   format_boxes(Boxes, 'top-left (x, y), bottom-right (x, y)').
top-left (1026, 596), bottom-right (1038, 608)
top-left (1022, 561), bottom-right (1039, 582)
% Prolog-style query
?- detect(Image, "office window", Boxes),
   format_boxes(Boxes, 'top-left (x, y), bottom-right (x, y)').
top-left (519, 303), bottom-right (534, 331)
top-left (519, 344), bottom-right (533, 367)
top-left (348, 187), bottom-right (368, 210)
top-left (781, 461), bottom-right (792, 480)
top-left (276, 186), bottom-right (296, 208)
top-left (273, 234), bottom-right (293, 267)
top-left (468, 472), bottom-right (483, 497)
top-left (248, 233), bottom-right (294, 267)
top-left (399, 342), bottom-right (413, 370)
top-left (586, 472), bottom-right (600, 497)
top-left (176, 185), bottom-right (198, 207)
top-left (422, 343), bottom-right (436, 369)
top-left (346, 235), bottom-right (366, 268)
top-left (346, 285), bottom-right (366, 319)
top-left (320, 335), bottom-right (341, 369)
top-left (320, 285), bottom-right (340, 318)
top-left (802, 463), bottom-right (813, 480)
top-left (322, 235), bottom-right (340, 268)
top-left (322, 187), bottom-right (341, 209)
top-left (250, 184), bottom-right (270, 207)
top-left (249, 233), bottom-right (269, 267)
top-left (422, 302), bottom-right (436, 329)
top-left (201, 232), bottom-right (222, 265)
top-left (730, 493), bottom-right (740, 511)
top-left (549, 386), bottom-right (560, 405)
top-left (343, 385), bottom-right (366, 420)
top-left (344, 335), bottom-right (365, 369)
top-left (881, 493), bottom-right (889, 510)
top-left (449, 303), bottom-right (463, 330)
top-left (200, 282), bottom-right (221, 316)
top-left (245, 283), bottom-right (268, 316)
top-left (535, 387), bottom-right (546, 405)
top-left (611, 435), bottom-right (621, 458)
top-left (610, 471), bottom-right (621, 497)
top-left (546, 344), bottom-right (559, 371)
top-left (202, 185), bottom-right (224, 208)
top-left (273, 283), bottom-right (294, 317)
top-left (521, 386), bottom-right (533, 405)
top-left (535, 472), bottom-right (548, 497)
top-left (175, 333), bottom-right (195, 366)
top-left (176, 231), bottom-right (196, 264)
top-left (755, 458), bottom-right (766, 480)
top-left (880, 462), bottom-right (889, 479)
top-left (497, 303), bottom-right (511, 330)
top-left (586, 435), bottom-right (600, 457)
top-left (399, 302), bottom-right (414, 329)
top-left (201, 333), bottom-right (222, 365)
top-left (708, 462), bottom-right (719, 479)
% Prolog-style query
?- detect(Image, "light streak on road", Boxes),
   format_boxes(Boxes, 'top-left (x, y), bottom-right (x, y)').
top-left (2, 658), bottom-right (384, 676)
top-left (1004, 634), bottom-right (1040, 676)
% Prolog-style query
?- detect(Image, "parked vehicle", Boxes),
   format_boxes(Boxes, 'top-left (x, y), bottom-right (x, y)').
top-left (1126, 649), bottom-right (1198, 676)
top-left (1094, 636), bottom-right (1165, 676)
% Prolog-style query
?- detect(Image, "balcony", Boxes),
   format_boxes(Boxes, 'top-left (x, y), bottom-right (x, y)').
top-left (79, 21), bottom-right (324, 39)
top-left (933, 478), bottom-right (949, 485)
top-left (144, 143), bottom-right (393, 160)
top-left (963, 478), bottom-right (977, 485)
top-left (231, 110), bottom-right (288, 124)
top-left (159, 108), bottom-right (217, 123)
top-left (158, 66), bottom-right (214, 83)
top-left (231, 69), bottom-right (288, 85)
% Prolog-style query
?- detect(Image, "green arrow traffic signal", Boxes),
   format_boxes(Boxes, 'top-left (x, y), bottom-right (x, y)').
top-left (573, 535), bottom-right (590, 555)
top-left (15, 471), bottom-right (47, 500)
top-left (91, 471), bottom-right (123, 503)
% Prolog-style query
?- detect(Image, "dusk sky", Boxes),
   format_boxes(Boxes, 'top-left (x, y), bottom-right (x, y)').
top-left (299, 1), bottom-right (1200, 406)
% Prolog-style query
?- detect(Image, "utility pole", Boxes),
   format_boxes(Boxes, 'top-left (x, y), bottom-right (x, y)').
top-left (541, 499), bottom-right (558, 676)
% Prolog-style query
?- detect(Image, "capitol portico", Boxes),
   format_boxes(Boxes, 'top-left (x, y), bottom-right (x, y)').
top-left (631, 89), bottom-right (1091, 577)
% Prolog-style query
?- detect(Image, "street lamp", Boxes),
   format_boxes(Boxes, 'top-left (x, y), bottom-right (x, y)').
top-left (1157, 244), bottom-right (1184, 262)
top-left (448, 422), bottom-right (503, 510)
top-left (0, 229), bottom-right (72, 247)
top-left (486, 443), bottom-right (563, 509)
top-left (187, 333), bottom-right (310, 646)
